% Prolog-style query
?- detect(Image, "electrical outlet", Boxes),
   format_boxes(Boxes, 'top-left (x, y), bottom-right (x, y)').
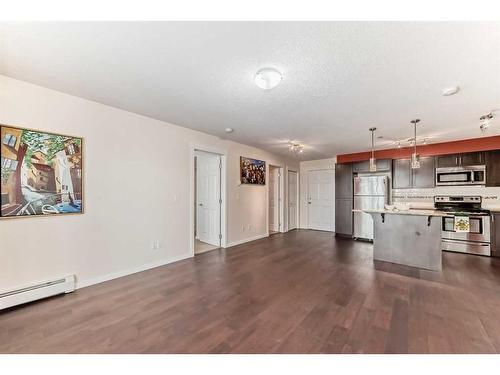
top-left (151, 240), bottom-right (161, 250)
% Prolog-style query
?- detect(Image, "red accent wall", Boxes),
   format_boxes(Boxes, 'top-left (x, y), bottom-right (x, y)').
top-left (336, 135), bottom-right (500, 164)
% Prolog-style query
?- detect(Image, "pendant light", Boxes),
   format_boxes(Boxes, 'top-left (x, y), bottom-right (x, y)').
top-left (410, 119), bottom-right (421, 169)
top-left (369, 127), bottom-right (377, 172)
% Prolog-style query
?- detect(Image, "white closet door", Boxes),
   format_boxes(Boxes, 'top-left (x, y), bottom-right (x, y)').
top-left (196, 152), bottom-right (221, 246)
top-left (269, 168), bottom-right (279, 232)
top-left (288, 171), bottom-right (298, 230)
top-left (307, 169), bottom-right (334, 231)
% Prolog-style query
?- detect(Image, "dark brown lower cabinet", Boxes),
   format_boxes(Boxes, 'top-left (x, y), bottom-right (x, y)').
top-left (493, 213), bottom-right (500, 258)
top-left (335, 198), bottom-right (353, 237)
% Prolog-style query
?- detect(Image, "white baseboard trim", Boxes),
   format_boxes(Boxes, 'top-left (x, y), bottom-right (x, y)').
top-left (225, 233), bottom-right (269, 248)
top-left (76, 253), bottom-right (192, 290)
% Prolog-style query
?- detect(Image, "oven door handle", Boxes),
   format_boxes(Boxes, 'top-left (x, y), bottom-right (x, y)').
top-left (442, 239), bottom-right (490, 246)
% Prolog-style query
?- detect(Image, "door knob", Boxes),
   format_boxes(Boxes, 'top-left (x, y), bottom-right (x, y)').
top-left (198, 203), bottom-right (203, 206)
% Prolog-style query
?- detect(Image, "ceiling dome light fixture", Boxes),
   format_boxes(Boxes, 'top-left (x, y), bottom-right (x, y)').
top-left (442, 86), bottom-right (460, 96)
top-left (369, 127), bottom-right (377, 172)
top-left (224, 127), bottom-right (234, 133)
top-left (254, 68), bottom-right (282, 90)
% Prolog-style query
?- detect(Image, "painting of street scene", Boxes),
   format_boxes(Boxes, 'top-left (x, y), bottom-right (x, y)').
top-left (1, 125), bottom-right (83, 218)
top-left (240, 156), bottom-right (265, 185)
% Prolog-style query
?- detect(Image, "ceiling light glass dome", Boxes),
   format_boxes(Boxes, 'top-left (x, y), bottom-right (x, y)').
top-left (254, 68), bottom-right (282, 90)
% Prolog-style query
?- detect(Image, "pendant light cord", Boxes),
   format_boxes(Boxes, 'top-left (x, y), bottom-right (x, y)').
top-left (369, 127), bottom-right (376, 159)
top-left (414, 122), bottom-right (417, 154)
top-left (372, 130), bottom-right (374, 159)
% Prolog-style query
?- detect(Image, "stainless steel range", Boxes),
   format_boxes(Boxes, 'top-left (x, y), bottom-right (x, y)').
top-left (434, 196), bottom-right (491, 256)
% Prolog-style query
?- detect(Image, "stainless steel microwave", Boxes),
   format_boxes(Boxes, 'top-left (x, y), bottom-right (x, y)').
top-left (435, 165), bottom-right (486, 186)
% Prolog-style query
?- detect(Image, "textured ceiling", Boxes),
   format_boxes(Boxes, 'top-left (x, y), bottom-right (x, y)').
top-left (0, 21), bottom-right (499, 160)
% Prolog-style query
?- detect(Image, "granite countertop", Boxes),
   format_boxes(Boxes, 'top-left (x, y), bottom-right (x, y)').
top-left (353, 208), bottom-right (448, 217)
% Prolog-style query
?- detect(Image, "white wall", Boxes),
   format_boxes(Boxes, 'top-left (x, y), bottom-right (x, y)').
top-left (299, 158), bottom-right (336, 229)
top-left (0, 75), bottom-right (299, 291)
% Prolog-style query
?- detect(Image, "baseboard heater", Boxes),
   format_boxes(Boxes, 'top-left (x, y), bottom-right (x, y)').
top-left (0, 275), bottom-right (75, 310)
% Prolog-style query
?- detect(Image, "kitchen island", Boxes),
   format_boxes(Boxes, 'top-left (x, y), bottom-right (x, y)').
top-left (355, 209), bottom-right (447, 271)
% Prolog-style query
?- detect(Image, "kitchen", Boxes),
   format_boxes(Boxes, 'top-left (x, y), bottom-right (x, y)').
top-left (335, 133), bottom-right (500, 271)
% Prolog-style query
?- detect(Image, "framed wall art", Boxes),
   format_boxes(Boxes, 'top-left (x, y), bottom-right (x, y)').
top-left (1, 124), bottom-right (83, 218)
top-left (240, 156), bottom-right (265, 185)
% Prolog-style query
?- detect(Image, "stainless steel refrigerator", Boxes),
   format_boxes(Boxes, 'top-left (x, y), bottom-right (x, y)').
top-left (353, 175), bottom-right (389, 240)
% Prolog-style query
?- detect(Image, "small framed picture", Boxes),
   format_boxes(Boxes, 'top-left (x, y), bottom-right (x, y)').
top-left (240, 156), bottom-right (266, 185)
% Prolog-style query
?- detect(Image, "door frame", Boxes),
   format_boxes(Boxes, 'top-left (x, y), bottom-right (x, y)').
top-left (287, 169), bottom-right (299, 231)
top-left (267, 164), bottom-right (285, 236)
top-left (306, 168), bottom-right (335, 231)
top-left (189, 143), bottom-right (227, 257)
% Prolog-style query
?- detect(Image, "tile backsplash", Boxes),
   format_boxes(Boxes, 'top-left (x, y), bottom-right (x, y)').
top-left (392, 186), bottom-right (500, 210)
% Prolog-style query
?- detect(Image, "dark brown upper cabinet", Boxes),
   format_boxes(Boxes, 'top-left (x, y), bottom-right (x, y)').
top-left (460, 152), bottom-right (485, 166)
top-left (392, 156), bottom-right (435, 189)
top-left (392, 159), bottom-right (412, 189)
top-left (436, 154), bottom-right (460, 168)
top-left (486, 150), bottom-right (500, 187)
top-left (412, 156), bottom-right (435, 188)
top-left (436, 152), bottom-right (484, 168)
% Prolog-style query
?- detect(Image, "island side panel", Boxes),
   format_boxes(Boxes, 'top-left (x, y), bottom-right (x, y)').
top-left (371, 213), bottom-right (442, 271)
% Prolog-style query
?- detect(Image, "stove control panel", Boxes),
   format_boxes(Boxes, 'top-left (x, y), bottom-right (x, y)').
top-left (434, 196), bottom-right (482, 203)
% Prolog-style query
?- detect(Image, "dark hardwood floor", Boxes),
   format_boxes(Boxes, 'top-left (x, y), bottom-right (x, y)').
top-left (2, 229), bottom-right (500, 354)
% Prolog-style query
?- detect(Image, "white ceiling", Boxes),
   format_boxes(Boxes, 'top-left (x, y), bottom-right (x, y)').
top-left (0, 22), bottom-right (499, 160)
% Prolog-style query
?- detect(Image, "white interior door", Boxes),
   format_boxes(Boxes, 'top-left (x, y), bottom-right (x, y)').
top-left (288, 171), bottom-right (298, 230)
top-left (196, 151), bottom-right (221, 246)
top-left (269, 167), bottom-right (279, 232)
top-left (308, 169), bottom-right (334, 231)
